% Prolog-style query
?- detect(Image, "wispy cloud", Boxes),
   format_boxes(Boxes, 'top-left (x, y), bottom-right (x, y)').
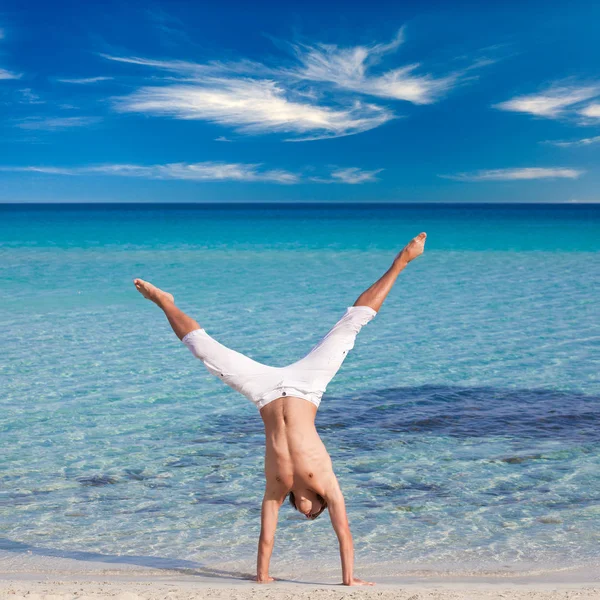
top-left (0, 162), bottom-right (383, 184)
top-left (56, 76), bottom-right (113, 84)
top-left (15, 116), bottom-right (102, 130)
top-left (215, 136), bottom-right (232, 142)
top-left (329, 167), bottom-right (384, 184)
top-left (18, 88), bottom-right (45, 104)
top-left (579, 103), bottom-right (600, 118)
top-left (112, 79), bottom-right (392, 141)
top-left (0, 166), bottom-right (75, 175)
top-left (0, 162), bottom-right (298, 184)
top-left (442, 167), bottom-right (584, 182)
top-left (544, 135), bottom-right (600, 148)
top-left (288, 29), bottom-right (468, 105)
top-left (310, 167), bottom-right (383, 185)
top-left (101, 29), bottom-right (488, 140)
top-left (0, 67), bottom-right (20, 80)
top-left (99, 53), bottom-right (270, 78)
top-left (494, 83), bottom-right (599, 119)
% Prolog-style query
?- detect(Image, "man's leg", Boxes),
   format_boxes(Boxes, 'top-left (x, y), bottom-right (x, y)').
top-left (287, 233), bottom-right (427, 395)
top-left (133, 278), bottom-right (199, 340)
top-left (133, 277), bottom-right (273, 408)
top-left (353, 232), bottom-right (426, 312)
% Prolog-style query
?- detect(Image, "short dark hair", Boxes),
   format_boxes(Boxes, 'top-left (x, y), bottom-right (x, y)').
top-left (288, 492), bottom-right (328, 520)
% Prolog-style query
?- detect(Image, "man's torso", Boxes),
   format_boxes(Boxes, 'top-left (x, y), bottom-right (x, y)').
top-left (260, 396), bottom-right (335, 496)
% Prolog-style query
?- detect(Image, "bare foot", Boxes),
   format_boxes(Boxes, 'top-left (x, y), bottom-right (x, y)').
top-left (254, 576), bottom-right (276, 584)
top-left (342, 577), bottom-right (375, 586)
top-left (396, 232), bottom-right (427, 265)
top-left (133, 278), bottom-right (174, 306)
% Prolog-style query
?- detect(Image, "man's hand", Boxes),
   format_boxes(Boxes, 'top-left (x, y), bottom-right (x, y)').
top-left (342, 577), bottom-right (375, 586)
top-left (254, 575), bottom-right (275, 583)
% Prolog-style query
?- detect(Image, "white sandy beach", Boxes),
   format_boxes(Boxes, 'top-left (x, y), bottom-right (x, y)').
top-left (2, 575), bottom-right (600, 600)
top-left (1, 553), bottom-right (599, 600)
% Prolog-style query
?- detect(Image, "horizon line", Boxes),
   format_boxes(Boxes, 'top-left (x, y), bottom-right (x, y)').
top-left (1, 201), bottom-right (599, 206)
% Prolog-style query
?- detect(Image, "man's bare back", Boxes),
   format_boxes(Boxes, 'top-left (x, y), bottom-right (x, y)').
top-left (133, 232), bottom-right (426, 586)
top-left (261, 396), bottom-right (334, 515)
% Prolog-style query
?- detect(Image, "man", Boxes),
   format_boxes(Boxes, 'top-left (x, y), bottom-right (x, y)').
top-left (134, 232), bottom-right (426, 586)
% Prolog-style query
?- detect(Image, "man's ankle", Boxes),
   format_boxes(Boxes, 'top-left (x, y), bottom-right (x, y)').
top-left (158, 298), bottom-right (175, 310)
top-left (392, 256), bottom-right (408, 271)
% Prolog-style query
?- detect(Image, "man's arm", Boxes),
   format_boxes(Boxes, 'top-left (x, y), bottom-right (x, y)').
top-left (256, 488), bottom-right (283, 583)
top-left (327, 480), bottom-right (374, 586)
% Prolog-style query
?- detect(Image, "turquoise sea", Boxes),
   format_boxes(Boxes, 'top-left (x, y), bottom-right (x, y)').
top-left (1, 203), bottom-right (599, 580)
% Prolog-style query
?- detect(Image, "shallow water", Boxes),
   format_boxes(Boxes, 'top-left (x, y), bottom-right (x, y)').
top-left (1, 203), bottom-right (599, 577)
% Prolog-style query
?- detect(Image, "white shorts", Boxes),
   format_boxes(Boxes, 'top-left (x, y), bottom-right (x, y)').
top-left (182, 305), bottom-right (377, 410)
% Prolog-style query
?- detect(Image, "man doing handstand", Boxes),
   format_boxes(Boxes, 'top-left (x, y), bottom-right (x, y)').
top-left (133, 232), bottom-right (426, 586)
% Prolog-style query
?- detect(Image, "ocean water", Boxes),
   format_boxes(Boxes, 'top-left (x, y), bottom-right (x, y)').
top-left (1, 203), bottom-right (599, 580)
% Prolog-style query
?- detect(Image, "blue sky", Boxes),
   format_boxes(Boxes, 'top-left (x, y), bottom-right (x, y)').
top-left (1, 0), bottom-right (599, 203)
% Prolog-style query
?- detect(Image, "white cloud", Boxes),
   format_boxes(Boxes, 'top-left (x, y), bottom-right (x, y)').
top-left (329, 167), bottom-right (384, 184)
top-left (494, 84), bottom-right (599, 118)
top-left (18, 88), bottom-right (44, 104)
top-left (0, 162), bottom-right (384, 185)
top-left (100, 53), bottom-right (268, 78)
top-left (101, 29), bottom-right (487, 140)
top-left (87, 162), bottom-right (299, 183)
top-left (0, 166), bottom-right (75, 175)
top-left (112, 79), bottom-right (393, 140)
top-left (215, 136), bottom-right (232, 142)
top-left (57, 76), bottom-right (113, 84)
top-left (0, 67), bottom-right (20, 80)
top-left (100, 53), bottom-right (193, 70)
top-left (0, 162), bottom-right (298, 184)
top-left (442, 167), bottom-right (584, 181)
top-left (545, 135), bottom-right (600, 148)
top-left (16, 116), bottom-right (101, 130)
top-left (288, 29), bottom-right (463, 105)
top-left (579, 103), bottom-right (600, 118)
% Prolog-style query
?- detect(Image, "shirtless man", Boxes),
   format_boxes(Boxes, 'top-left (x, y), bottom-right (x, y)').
top-left (133, 232), bottom-right (426, 586)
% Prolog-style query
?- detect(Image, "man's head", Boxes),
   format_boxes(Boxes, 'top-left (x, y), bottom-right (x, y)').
top-left (288, 489), bottom-right (328, 520)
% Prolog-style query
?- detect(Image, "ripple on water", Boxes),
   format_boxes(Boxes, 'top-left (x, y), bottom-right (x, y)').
top-left (1, 210), bottom-right (599, 572)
